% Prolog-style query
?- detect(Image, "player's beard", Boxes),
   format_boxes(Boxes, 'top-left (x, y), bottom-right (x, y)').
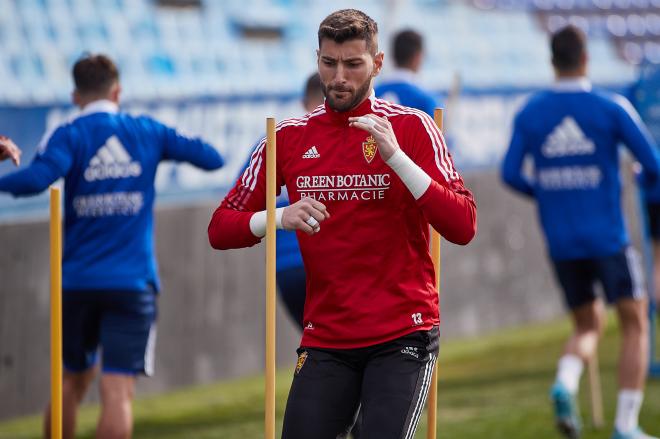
top-left (322, 75), bottom-right (372, 112)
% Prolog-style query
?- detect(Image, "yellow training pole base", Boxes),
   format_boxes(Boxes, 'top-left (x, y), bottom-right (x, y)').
top-left (265, 118), bottom-right (277, 439)
top-left (50, 187), bottom-right (63, 439)
top-left (588, 354), bottom-right (604, 429)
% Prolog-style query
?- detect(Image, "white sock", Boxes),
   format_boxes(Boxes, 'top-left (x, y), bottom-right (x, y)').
top-left (615, 389), bottom-right (643, 433)
top-left (555, 354), bottom-right (584, 394)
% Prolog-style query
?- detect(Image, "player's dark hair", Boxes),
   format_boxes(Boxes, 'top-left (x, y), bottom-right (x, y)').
top-left (551, 25), bottom-right (586, 72)
top-left (393, 29), bottom-right (423, 68)
top-left (72, 53), bottom-right (119, 96)
top-left (318, 9), bottom-right (378, 54)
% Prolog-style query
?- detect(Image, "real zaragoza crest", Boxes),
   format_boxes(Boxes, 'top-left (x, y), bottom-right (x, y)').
top-left (362, 135), bottom-right (377, 163)
top-left (295, 351), bottom-right (308, 375)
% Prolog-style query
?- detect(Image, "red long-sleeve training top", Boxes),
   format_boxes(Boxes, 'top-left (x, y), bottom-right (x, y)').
top-left (209, 95), bottom-right (477, 349)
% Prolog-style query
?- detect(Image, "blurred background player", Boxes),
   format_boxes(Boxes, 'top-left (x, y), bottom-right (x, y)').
top-left (501, 25), bottom-right (659, 439)
top-left (375, 28), bottom-right (437, 117)
top-left (209, 9), bottom-right (476, 438)
top-left (0, 54), bottom-right (224, 439)
top-left (630, 66), bottom-right (660, 319)
top-left (238, 73), bottom-right (324, 329)
top-left (0, 135), bottom-right (22, 166)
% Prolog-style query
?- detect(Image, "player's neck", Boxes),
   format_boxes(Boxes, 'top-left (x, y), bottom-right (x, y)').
top-left (350, 91), bottom-right (373, 112)
top-left (555, 67), bottom-right (587, 80)
top-left (77, 95), bottom-right (117, 110)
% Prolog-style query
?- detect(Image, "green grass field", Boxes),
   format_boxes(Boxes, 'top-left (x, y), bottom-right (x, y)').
top-left (1, 315), bottom-right (658, 439)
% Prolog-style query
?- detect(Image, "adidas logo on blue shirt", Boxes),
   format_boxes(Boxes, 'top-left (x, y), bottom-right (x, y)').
top-left (84, 136), bottom-right (142, 182)
top-left (541, 117), bottom-right (595, 158)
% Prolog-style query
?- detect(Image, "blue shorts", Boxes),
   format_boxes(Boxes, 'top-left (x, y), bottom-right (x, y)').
top-left (62, 289), bottom-right (157, 376)
top-left (551, 247), bottom-right (646, 310)
top-left (276, 266), bottom-right (306, 330)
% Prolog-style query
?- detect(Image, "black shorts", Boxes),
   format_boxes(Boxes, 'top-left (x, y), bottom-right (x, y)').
top-left (646, 202), bottom-right (660, 240)
top-left (551, 247), bottom-right (645, 310)
top-left (281, 327), bottom-right (439, 439)
top-left (62, 289), bottom-right (157, 375)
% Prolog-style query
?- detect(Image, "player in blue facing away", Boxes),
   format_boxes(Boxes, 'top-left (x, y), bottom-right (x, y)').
top-left (0, 54), bottom-right (224, 439)
top-left (375, 29), bottom-right (437, 117)
top-left (502, 26), bottom-right (659, 439)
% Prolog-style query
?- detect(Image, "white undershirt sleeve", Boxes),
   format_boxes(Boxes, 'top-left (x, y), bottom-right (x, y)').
top-left (249, 207), bottom-right (284, 237)
top-left (385, 148), bottom-right (432, 200)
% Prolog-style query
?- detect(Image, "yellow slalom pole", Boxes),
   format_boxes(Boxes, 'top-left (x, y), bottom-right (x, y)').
top-left (588, 352), bottom-right (604, 428)
top-left (265, 118), bottom-right (277, 439)
top-left (426, 108), bottom-right (443, 439)
top-left (50, 187), bottom-right (63, 439)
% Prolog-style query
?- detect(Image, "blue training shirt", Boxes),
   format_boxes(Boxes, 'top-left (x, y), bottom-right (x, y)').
top-left (501, 78), bottom-right (660, 261)
top-left (0, 100), bottom-right (224, 292)
top-left (375, 68), bottom-right (438, 117)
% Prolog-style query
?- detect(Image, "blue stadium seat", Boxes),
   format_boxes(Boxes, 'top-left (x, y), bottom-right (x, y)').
top-left (0, 0), bottom-right (654, 105)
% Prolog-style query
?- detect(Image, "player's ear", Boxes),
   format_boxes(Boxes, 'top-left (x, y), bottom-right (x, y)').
top-left (411, 51), bottom-right (423, 73)
top-left (110, 82), bottom-right (121, 104)
top-left (72, 90), bottom-right (82, 108)
top-left (373, 51), bottom-right (384, 77)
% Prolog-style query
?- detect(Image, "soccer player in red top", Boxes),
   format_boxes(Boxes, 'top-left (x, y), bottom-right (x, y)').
top-left (208, 9), bottom-right (476, 438)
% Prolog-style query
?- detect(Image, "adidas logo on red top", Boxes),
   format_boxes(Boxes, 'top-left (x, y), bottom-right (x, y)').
top-left (302, 146), bottom-right (320, 159)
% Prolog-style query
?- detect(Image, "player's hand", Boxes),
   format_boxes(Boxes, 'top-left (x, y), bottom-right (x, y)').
top-left (348, 114), bottom-right (399, 161)
top-left (282, 198), bottom-right (330, 235)
top-left (0, 136), bottom-right (22, 166)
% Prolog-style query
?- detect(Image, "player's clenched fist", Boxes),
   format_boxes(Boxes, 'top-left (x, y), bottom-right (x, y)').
top-left (282, 197), bottom-right (330, 235)
top-left (0, 136), bottom-right (21, 166)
